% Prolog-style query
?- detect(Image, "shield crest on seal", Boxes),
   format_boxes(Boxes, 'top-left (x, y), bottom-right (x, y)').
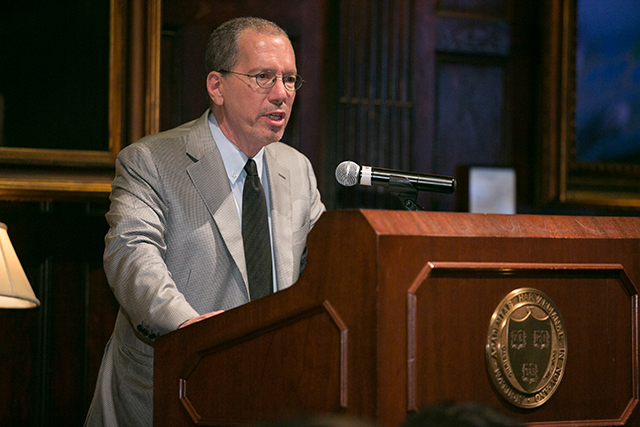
top-left (507, 309), bottom-right (552, 393)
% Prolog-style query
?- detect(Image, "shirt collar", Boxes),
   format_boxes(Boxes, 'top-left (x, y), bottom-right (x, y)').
top-left (208, 112), bottom-right (266, 184)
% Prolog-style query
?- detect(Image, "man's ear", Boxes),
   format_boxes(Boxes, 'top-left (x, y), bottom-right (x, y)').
top-left (206, 71), bottom-right (224, 106)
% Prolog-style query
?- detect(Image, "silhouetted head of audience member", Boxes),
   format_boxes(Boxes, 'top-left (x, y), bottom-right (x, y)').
top-left (402, 401), bottom-right (522, 427)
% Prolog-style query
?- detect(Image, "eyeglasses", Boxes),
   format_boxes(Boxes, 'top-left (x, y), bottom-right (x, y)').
top-left (218, 70), bottom-right (304, 91)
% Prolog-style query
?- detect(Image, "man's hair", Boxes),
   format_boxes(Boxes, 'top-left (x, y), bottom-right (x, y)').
top-left (402, 402), bottom-right (522, 427)
top-left (205, 17), bottom-right (289, 74)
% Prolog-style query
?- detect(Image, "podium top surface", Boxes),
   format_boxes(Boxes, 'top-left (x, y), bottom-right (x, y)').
top-left (341, 209), bottom-right (640, 239)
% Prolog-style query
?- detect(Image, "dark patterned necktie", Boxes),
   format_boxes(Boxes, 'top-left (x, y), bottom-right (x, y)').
top-left (242, 159), bottom-right (273, 300)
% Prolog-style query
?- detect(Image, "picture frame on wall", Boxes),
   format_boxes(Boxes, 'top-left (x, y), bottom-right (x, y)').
top-left (542, 0), bottom-right (640, 208)
top-left (0, 0), bottom-right (161, 201)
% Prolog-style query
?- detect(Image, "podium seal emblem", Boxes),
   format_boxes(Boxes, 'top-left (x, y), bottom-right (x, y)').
top-left (486, 288), bottom-right (567, 408)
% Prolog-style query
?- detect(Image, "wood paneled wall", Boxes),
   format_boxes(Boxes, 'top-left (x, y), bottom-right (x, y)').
top-left (332, 0), bottom-right (539, 212)
top-left (156, 0), bottom-right (542, 213)
top-left (0, 201), bottom-right (117, 426)
top-left (330, 0), bottom-right (414, 210)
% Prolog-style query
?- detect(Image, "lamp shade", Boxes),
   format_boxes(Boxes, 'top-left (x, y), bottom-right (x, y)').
top-left (0, 223), bottom-right (40, 308)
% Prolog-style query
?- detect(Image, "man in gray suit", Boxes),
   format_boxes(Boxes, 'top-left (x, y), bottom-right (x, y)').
top-left (85, 17), bottom-right (325, 427)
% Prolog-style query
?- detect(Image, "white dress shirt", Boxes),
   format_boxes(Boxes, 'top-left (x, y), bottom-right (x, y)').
top-left (208, 112), bottom-right (278, 291)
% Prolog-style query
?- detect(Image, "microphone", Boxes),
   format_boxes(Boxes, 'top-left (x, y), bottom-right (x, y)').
top-left (335, 161), bottom-right (456, 194)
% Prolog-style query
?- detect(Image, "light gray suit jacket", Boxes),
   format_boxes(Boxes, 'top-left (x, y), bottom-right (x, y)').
top-left (85, 111), bottom-right (325, 427)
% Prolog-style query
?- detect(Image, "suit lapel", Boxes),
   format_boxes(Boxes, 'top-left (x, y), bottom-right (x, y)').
top-left (265, 146), bottom-right (293, 289)
top-left (185, 112), bottom-right (249, 291)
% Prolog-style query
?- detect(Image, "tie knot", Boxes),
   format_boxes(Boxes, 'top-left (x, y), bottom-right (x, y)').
top-left (244, 159), bottom-right (259, 177)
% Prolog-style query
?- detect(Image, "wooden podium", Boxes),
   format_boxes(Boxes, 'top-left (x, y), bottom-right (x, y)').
top-left (154, 210), bottom-right (640, 427)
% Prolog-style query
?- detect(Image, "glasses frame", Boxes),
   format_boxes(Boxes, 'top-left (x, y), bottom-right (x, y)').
top-left (217, 69), bottom-right (304, 91)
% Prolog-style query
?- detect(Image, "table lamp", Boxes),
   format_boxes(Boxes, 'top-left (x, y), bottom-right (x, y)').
top-left (0, 222), bottom-right (40, 308)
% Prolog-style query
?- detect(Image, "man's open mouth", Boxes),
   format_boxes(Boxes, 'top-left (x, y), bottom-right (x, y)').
top-left (266, 112), bottom-right (285, 121)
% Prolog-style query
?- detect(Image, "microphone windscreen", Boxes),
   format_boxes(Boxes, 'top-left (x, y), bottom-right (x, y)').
top-left (335, 161), bottom-right (360, 186)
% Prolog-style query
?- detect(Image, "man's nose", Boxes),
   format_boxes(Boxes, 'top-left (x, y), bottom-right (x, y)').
top-left (269, 77), bottom-right (290, 102)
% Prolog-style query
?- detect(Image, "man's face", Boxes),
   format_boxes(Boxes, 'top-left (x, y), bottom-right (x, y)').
top-left (210, 30), bottom-right (297, 156)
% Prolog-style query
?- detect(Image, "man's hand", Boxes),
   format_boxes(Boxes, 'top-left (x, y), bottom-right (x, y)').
top-left (179, 310), bottom-right (225, 329)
